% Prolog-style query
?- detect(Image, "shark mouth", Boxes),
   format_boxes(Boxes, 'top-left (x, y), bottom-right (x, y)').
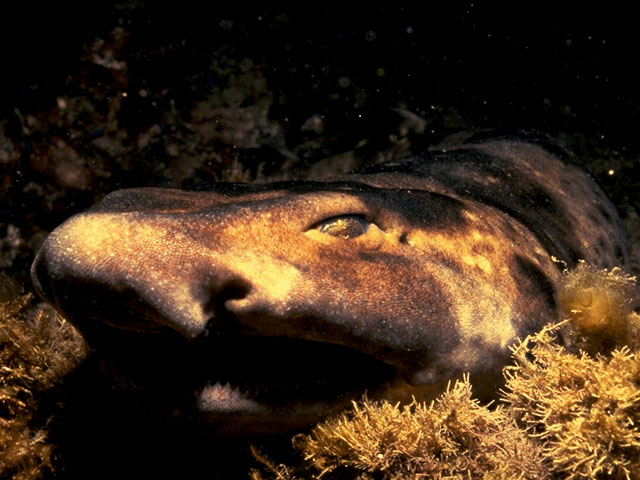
top-left (95, 329), bottom-right (398, 434)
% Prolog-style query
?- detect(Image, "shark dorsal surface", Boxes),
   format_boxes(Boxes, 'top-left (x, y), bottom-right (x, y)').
top-left (31, 133), bottom-right (630, 435)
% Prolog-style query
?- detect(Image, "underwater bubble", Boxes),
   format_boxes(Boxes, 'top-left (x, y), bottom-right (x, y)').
top-left (338, 76), bottom-right (351, 88)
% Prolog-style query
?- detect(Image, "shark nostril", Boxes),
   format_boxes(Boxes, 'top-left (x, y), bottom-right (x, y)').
top-left (221, 280), bottom-right (251, 301)
top-left (201, 278), bottom-right (251, 338)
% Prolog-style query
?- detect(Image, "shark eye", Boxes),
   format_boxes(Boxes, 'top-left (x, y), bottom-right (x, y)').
top-left (317, 215), bottom-right (370, 239)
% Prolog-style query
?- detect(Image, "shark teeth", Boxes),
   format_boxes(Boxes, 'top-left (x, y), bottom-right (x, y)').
top-left (197, 381), bottom-right (265, 413)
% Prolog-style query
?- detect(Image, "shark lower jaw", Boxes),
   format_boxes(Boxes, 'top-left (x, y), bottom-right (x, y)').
top-left (192, 381), bottom-right (363, 435)
top-left (96, 331), bottom-right (398, 435)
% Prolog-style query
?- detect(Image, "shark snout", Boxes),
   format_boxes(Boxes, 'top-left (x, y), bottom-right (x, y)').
top-left (29, 212), bottom-right (216, 338)
top-left (29, 210), bottom-right (308, 343)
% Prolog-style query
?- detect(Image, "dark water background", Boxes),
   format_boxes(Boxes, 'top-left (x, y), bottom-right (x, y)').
top-left (1, 4), bottom-right (640, 478)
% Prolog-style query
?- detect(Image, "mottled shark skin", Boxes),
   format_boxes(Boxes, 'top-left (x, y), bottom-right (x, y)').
top-left (31, 133), bottom-right (630, 435)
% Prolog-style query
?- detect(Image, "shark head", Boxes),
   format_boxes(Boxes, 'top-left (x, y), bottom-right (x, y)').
top-left (31, 136), bottom-right (629, 435)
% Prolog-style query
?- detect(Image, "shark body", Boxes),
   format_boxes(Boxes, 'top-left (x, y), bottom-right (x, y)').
top-left (31, 133), bottom-right (629, 434)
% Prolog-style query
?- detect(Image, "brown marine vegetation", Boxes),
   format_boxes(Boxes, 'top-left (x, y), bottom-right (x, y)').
top-left (251, 378), bottom-right (548, 480)
top-left (556, 260), bottom-right (639, 354)
top-left (0, 294), bottom-right (88, 480)
top-left (504, 262), bottom-right (640, 480)
top-left (504, 324), bottom-right (640, 480)
top-left (253, 264), bottom-right (640, 480)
